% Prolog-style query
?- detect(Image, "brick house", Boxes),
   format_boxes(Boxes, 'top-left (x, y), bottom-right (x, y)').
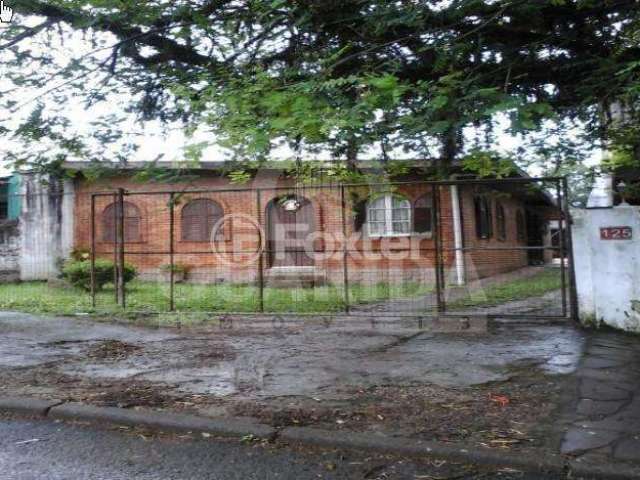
top-left (65, 161), bottom-right (557, 287)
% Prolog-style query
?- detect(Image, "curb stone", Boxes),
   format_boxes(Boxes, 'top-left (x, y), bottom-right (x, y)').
top-left (569, 461), bottom-right (640, 480)
top-left (280, 426), bottom-right (566, 473)
top-left (1, 396), bottom-right (640, 479)
top-left (0, 397), bottom-right (62, 417)
top-left (280, 427), bottom-right (640, 479)
top-left (48, 402), bottom-right (277, 440)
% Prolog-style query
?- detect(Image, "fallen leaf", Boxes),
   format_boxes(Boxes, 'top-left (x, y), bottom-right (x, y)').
top-left (15, 439), bottom-right (40, 445)
top-left (489, 394), bottom-right (510, 407)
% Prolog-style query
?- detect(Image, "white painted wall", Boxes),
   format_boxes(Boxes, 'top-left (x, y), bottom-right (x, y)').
top-left (18, 175), bottom-right (75, 281)
top-left (0, 221), bottom-right (20, 282)
top-left (572, 206), bottom-right (640, 332)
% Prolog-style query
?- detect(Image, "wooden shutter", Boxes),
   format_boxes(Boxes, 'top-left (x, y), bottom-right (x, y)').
top-left (516, 210), bottom-right (526, 243)
top-left (414, 195), bottom-right (433, 234)
top-left (102, 204), bottom-right (116, 242)
top-left (102, 202), bottom-right (141, 242)
top-left (353, 199), bottom-right (367, 232)
top-left (486, 197), bottom-right (493, 238)
top-left (474, 196), bottom-right (492, 239)
top-left (496, 202), bottom-right (506, 241)
top-left (474, 197), bottom-right (483, 239)
top-left (182, 199), bottom-right (224, 242)
top-left (123, 203), bottom-right (141, 242)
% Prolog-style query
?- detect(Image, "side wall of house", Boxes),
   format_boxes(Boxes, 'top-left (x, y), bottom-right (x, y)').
top-left (458, 185), bottom-right (530, 281)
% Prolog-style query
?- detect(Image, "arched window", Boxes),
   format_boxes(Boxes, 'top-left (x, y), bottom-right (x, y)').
top-left (474, 196), bottom-right (493, 240)
top-left (181, 199), bottom-right (224, 242)
top-left (496, 202), bottom-right (506, 241)
top-left (414, 194), bottom-right (434, 235)
top-left (366, 194), bottom-right (411, 236)
top-left (102, 202), bottom-right (141, 242)
top-left (516, 210), bottom-right (527, 243)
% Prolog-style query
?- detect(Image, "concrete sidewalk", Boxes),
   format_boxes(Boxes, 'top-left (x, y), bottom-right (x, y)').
top-left (0, 311), bottom-right (639, 475)
top-left (562, 331), bottom-right (640, 466)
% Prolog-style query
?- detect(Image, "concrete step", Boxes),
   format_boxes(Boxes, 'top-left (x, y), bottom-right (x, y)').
top-left (264, 267), bottom-right (326, 288)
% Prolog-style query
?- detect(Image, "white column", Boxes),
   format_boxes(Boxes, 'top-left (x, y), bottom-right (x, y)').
top-left (450, 184), bottom-right (465, 286)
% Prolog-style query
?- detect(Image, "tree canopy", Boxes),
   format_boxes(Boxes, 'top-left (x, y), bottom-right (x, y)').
top-left (1, 0), bottom-right (639, 176)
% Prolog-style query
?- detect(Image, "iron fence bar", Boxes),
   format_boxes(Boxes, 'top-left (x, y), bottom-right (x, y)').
top-left (117, 188), bottom-right (126, 308)
top-left (90, 194), bottom-right (96, 308)
top-left (442, 246), bottom-right (563, 252)
top-left (340, 185), bottom-right (350, 314)
top-left (433, 185), bottom-right (444, 313)
top-left (94, 310), bottom-right (567, 320)
top-left (86, 177), bottom-right (566, 199)
top-left (438, 186), bottom-right (447, 313)
top-left (557, 180), bottom-right (568, 318)
top-left (84, 177), bottom-right (570, 318)
top-left (563, 177), bottom-right (579, 321)
top-left (169, 193), bottom-right (175, 312)
top-left (94, 246), bottom-right (561, 256)
top-left (112, 192), bottom-right (119, 305)
top-left (256, 189), bottom-right (264, 313)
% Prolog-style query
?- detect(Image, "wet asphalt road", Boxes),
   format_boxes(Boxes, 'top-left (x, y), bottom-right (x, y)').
top-left (0, 417), bottom-right (564, 480)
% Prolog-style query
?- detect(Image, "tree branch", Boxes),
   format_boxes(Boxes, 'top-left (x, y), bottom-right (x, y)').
top-left (12, 0), bottom-right (220, 69)
top-left (0, 19), bottom-right (56, 50)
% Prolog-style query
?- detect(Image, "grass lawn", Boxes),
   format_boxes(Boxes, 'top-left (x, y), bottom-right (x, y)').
top-left (0, 280), bottom-right (432, 316)
top-left (448, 268), bottom-right (562, 309)
top-left (0, 269), bottom-right (562, 317)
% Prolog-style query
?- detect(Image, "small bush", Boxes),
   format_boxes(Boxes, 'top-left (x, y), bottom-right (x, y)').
top-left (160, 263), bottom-right (189, 274)
top-left (62, 259), bottom-right (137, 291)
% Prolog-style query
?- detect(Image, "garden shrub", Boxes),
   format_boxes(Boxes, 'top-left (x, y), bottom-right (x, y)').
top-left (62, 259), bottom-right (137, 291)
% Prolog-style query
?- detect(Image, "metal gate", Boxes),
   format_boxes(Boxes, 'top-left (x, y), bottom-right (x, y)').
top-left (88, 176), bottom-right (576, 320)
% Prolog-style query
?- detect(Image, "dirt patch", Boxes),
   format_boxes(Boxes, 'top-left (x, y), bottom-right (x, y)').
top-left (0, 352), bottom-right (567, 454)
top-left (230, 402), bottom-right (339, 427)
top-left (195, 348), bottom-right (235, 361)
top-left (229, 368), bottom-right (568, 452)
top-left (81, 382), bottom-right (177, 408)
top-left (86, 340), bottom-right (141, 361)
top-left (0, 363), bottom-right (221, 412)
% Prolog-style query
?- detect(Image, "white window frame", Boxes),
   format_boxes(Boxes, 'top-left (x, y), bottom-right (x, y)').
top-left (366, 194), bottom-right (412, 237)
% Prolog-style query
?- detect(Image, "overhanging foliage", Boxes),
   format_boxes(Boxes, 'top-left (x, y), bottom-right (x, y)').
top-left (1, 0), bottom-right (639, 174)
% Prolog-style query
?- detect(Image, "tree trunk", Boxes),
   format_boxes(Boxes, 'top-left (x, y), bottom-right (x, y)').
top-left (346, 138), bottom-right (359, 172)
top-left (440, 126), bottom-right (462, 178)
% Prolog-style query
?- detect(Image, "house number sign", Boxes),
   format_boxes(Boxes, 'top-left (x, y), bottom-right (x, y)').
top-left (600, 226), bottom-right (633, 240)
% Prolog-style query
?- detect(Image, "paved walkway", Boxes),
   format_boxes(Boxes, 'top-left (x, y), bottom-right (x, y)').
top-left (351, 266), bottom-right (563, 316)
top-left (561, 330), bottom-right (640, 466)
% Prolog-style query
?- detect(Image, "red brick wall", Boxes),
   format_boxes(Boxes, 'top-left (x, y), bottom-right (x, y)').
top-left (73, 174), bottom-right (533, 285)
top-left (457, 185), bottom-right (529, 280)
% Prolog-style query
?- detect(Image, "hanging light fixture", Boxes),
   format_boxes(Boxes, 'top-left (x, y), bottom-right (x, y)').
top-left (282, 140), bottom-right (304, 212)
top-left (617, 180), bottom-right (630, 206)
top-left (282, 197), bottom-right (300, 211)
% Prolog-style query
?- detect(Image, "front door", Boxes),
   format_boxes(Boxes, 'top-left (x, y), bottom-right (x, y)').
top-left (267, 196), bottom-right (315, 267)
